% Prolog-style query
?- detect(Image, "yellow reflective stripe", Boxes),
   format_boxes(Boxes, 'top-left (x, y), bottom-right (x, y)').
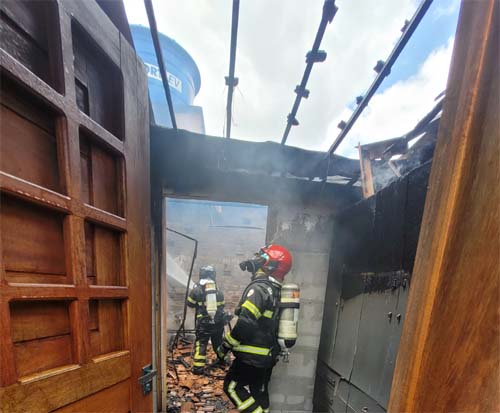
top-left (193, 361), bottom-right (205, 367)
top-left (253, 407), bottom-right (264, 413)
top-left (225, 332), bottom-right (240, 347)
top-left (280, 297), bottom-right (300, 303)
top-left (194, 355), bottom-right (206, 360)
top-left (187, 296), bottom-right (197, 304)
top-left (228, 381), bottom-right (242, 405)
top-left (242, 300), bottom-right (261, 319)
top-left (196, 314), bottom-right (204, 318)
top-left (195, 341), bottom-right (204, 359)
top-left (217, 301), bottom-right (225, 305)
top-left (233, 345), bottom-right (271, 356)
top-left (263, 310), bottom-right (273, 318)
top-left (239, 397), bottom-right (256, 411)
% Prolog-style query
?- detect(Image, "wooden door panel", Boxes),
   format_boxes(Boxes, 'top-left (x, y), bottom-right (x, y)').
top-left (0, 0), bottom-right (62, 92)
top-left (0, 77), bottom-right (61, 193)
top-left (0, 1), bottom-right (151, 412)
top-left (1, 196), bottom-right (67, 281)
top-left (53, 379), bottom-right (131, 413)
top-left (79, 129), bottom-right (124, 217)
top-left (89, 299), bottom-right (125, 357)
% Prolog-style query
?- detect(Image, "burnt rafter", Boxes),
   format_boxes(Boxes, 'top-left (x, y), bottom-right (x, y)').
top-left (281, 0), bottom-right (338, 145)
top-left (152, 126), bottom-right (360, 181)
top-left (144, 0), bottom-right (177, 129)
top-left (327, 0), bottom-right (434, 155)
top-left (225, 0), bottom-right (240, 138)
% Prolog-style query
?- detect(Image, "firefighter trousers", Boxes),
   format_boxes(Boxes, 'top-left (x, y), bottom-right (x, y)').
top-left (223, 358), bottom-right (272, 413)
top-left (193, 321), bottom-right (224, 370)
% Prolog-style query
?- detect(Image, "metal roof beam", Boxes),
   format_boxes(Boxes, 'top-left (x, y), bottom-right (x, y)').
top-left (225, 0), bottom-right (240, 139)
top-left (281, 0), bottom-right (338, 145)
top-left (327, 0), bottom-right (433, 155)
top-left (144, 0), bottom-right (178, 129)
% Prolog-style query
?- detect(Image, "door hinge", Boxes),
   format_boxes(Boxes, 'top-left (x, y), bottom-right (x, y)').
top-left (138, 364), bottom-right (157, 395)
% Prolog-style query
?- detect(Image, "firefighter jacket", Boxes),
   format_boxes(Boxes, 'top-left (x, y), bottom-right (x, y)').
top-left (223, 273), bottom-right (282, 368)
top-left (186, 279), bottom-right (225, 325)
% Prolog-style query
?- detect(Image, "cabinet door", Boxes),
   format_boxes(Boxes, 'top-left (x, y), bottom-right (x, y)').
top-left (0, 1), bottom-right (151, 412)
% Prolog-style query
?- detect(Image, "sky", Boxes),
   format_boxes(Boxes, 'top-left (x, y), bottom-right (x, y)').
top-left (123, 0), bottom-right (460, 158)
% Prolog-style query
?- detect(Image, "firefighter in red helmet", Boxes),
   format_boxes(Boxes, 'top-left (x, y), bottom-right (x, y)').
top-left (217, 245), bottom-right (293, 413)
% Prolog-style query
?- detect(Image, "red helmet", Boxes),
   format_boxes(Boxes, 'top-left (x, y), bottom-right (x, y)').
top-left (260, 245), bottom-right (293, 281)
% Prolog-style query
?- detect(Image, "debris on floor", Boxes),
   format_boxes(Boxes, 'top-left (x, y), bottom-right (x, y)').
top-left (167, 338), bottom-right (234, 413)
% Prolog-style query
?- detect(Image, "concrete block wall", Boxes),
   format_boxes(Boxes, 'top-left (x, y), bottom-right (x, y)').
top-left (267, 204), bottom-right (334, 413)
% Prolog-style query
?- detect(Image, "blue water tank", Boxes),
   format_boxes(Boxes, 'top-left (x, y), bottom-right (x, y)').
top-left (130, 25), bottom-right (205, 133)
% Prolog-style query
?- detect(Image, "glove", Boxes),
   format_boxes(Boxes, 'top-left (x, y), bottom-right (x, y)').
top-left (216, 342), bottom-right (231, 361)
top-left (222, 312), bottom-right (234, 324)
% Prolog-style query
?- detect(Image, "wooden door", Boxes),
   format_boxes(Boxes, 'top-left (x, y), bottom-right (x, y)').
top-left (0, 1), bottom-right (152, 412)
top-left (388, 0), bottom-right (499, 411)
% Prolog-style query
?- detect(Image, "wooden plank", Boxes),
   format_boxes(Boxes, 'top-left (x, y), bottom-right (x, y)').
top-left (60, 0), bottom-right (121, 67)
top-left (57, 7), bottom-right (75, 101)
top-left (0, 105), bottom-right (61, 193)
top-left (0, 75), bottom-right (56, 133)
top-left (121, 34), bottom-right (152, 412)
top-left (0, 1), bottom-right (49, 48)
top-left (14, 334), bottom-right (73, 377)
top-left (0, 49), bottom-right (67, 113)
top-left (388, 1), bottom-right (499, 411)
top-left (94, 226), bottom-right (122, 286)
top-left (10, 300), bottom-right (70, 342)
top-left (79, 137), bottom-right (92, 204)
top-left (0, 299), bottom-right (17, 386)
top-left (85, 286), bottom-right (129, 300)
top-left (90, 143), bottom-right (122, 216)
top-left (0, 352), bottom-right (131, 413)
top-left (4, 272), bottom-right (67, 285)
top-left (1, 285), bottom-right (128, 301)
top-left (0, 172), bottom-right (71, 213)
top-left (1, 284), bottom-right (77, 300)
top-left (69, 299), bottom-right (90, 366)
top-left (53, 379), bottom-right (130, 413)
top-left (89, 299), bottom-right (124, 357)
top-left (64, 214), bottom-right (90, 364)
top-left (0, 195), bottom-right (66, 277)
top-left (83, 204), bottom-right (127, 232)
top-left (71, 21), bottom-right (123, 140)
top-left (0, 5), bottom-right (50, 86)
top-left (78, 119), bottom-right (125, 156)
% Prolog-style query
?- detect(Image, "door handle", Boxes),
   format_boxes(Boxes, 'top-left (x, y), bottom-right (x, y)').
top-left (138, 364), bottom-right (157, 395)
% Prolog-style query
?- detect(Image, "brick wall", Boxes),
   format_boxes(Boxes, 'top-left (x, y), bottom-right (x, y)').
top-left (166, 199), bottom-right (267, 330)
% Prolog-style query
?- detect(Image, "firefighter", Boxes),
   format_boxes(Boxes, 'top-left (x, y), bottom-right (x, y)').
top-left (217, 245), bottom-right (293, 413)
top-left (186, 265), bottom-right (225, 374)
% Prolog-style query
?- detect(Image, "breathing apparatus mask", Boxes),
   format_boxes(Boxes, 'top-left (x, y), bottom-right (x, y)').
top-left (239, 250), bottom-right (273, 275)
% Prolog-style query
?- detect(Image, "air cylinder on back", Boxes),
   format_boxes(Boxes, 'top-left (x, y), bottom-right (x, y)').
top-left (278, 283), bottom-right (300, 349)
top-left (205, 281), bottom-right (218, 320)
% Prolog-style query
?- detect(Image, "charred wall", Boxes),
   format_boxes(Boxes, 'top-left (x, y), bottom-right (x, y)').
top-left (313, 161), bottom-right (432, 412)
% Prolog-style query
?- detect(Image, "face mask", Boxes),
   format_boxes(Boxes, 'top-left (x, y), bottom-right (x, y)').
top-left (239, 252), bottom-right (266, 274)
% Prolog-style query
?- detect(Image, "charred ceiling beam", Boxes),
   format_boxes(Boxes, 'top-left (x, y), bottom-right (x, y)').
top-left (327, 0), bottom-right (433, 155)
top-left (151, 126), bottom-right (360, 180)
top-left (281, 0), bottom-right (338, 145)
top-left (225, 0), bottom-right (240, 139)
top-left (144, 0), bottom-right (177, 129)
